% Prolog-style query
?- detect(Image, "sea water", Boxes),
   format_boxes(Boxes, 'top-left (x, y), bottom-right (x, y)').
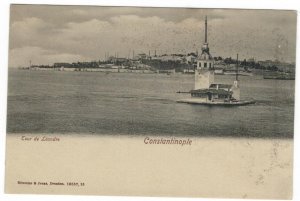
top-left (7, 69), bottom-right (295, 138)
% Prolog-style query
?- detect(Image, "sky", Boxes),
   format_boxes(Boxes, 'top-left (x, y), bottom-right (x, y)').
top-left (8, 5), bottom-right (297, 67)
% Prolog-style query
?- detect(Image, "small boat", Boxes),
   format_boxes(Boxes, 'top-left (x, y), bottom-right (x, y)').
top-left (177, 98), bottom-right (255, 106)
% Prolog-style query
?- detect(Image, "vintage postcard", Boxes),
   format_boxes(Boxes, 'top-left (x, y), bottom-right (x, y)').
top-left (5, 4), bottom-right (296, 199)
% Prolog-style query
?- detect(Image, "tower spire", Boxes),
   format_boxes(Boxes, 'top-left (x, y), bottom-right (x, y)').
top-left (205, 16), bottom-right (207, 43)
top-left (200, 16), bottom-right (210, 57)
top-left (194, 15), bottom-right (214, 90)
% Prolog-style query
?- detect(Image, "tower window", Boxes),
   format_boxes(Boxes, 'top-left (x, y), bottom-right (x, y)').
top-left (209, 63), bottom-right (212, 68)
top-left (204, 63), bottom-right (207, 68)
top-left (199, 63), bottom-right (201, 67)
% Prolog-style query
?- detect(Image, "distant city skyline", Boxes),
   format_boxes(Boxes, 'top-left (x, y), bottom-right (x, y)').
top-left (9, 5), bottom-right (297, 67)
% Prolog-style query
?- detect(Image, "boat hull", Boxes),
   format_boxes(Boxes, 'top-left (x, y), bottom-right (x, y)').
top-left (263, 72), bottom-right (295, 80)
top-left (177, 99), bottom-right (255, 106)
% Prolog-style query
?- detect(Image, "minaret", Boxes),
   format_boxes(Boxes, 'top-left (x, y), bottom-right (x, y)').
top-left (194, 16), bottom-right (215, 90)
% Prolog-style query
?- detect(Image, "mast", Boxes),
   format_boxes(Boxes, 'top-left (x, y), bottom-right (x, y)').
top-left (236, 54), bottom-right (239, 81)
top-left (205, 16), bottom-right (208, 43)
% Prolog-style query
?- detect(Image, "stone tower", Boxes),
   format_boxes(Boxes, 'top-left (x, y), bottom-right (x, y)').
top-left (195, 16), bottom-right (215, 90)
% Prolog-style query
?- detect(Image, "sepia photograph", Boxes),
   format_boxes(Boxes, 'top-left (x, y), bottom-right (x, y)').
top-left (4, 4), bottom-right (296, 200)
